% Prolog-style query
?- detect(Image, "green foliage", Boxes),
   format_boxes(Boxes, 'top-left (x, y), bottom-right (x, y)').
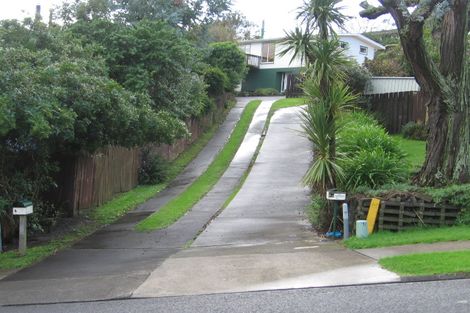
top-left (102, 19), bottom-right (207, 118)
top-left (138, 153), bottom-right (169, 185)
top-left (340, 148), bottom-right (409, 190)
top-left (117, 0), bottom-right (231, 30)
top-left (364, 45), bottom-right (413, 77)
top-left (297, 0), bottom-right (348, 40)
top-left (279, 27), bottom-right (314, 66)
top-left (301, 81), bottom-right (357, 190)
top-left (204, 66), bottom-right (229, 96)
top-left (306, 195), bottom-right (328, 228)
top-left (401, 121), bottom-right (428, 141)
top-left (253, 88), bottom-right (280, 96)
top-left (425, 184), bottom-right (470, 225)
top-left (338, 113), bottom-right (409, 190)
top-left (206, 41), bottom-right (247, 91)
top-left (341, 62), bottom-right (372, 94)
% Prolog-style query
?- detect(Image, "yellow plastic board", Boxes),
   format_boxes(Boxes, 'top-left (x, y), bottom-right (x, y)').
top-left (366, 198), bottom-right (381, 234)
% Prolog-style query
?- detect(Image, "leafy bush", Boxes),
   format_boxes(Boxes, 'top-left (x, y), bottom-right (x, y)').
top-left (204, 66), bottom-right (229, 96)
top-left (425, 184), bottom-right (470, 225)
top-left (340, 62), bottom-right (372, 94)
top-left (253, 88), bottom-right (280, 96)
top-left (402, 121), bottom-right (428, 140)
top-left (338, 112), bottom-right (409, 190)
top-left (139, 152), bottom-right (169, 185)
top-left (306, 195), bottom-right (328, 229)
top-left (340, 123), bottom-right (406, 158)
top-left (340, 148), bottom-right (409, 190)
top-left (206, 41), bottom-right (246, 91)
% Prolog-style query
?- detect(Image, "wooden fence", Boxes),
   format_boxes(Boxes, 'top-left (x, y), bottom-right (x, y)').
top-left (356, 198), bottom-right (460, 232)
top-left (367, 91), bottom-right (427, 133)
top-left (55, 98), bottom-right (227, 216)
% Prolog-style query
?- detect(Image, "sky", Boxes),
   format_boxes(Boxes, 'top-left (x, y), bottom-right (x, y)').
top-left (0, 0), bottom-right (394, 37)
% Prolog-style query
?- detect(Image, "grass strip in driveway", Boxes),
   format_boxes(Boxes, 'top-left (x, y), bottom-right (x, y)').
top-left (380, 250), bottom-right (470, 276)
top-left (344, 226), bottom-right (470, 249)
top-left (136, 100), bottom-right (262, 232)
top-left (220, 97), bottom-right (306, 211)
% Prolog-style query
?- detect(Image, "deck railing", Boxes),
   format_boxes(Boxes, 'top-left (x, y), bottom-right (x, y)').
top-left (246, 54), bottom-right (261, 68)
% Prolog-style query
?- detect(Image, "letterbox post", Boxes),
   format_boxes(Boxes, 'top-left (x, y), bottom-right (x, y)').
top-left (13, 200), bottom-right (33, 256)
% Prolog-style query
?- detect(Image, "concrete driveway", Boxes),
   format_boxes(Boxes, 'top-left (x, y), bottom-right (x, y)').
top-left (133, 107), bottom-right (398, 298)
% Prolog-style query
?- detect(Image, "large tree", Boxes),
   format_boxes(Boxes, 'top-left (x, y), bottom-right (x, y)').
top-left (360, 0), bottom-right (470, 186)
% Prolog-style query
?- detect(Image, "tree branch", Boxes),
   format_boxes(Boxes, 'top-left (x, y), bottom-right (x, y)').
top-left (359, 1), bottom-right (388, 19)
top-left (411, 0), bottom-right (443, 21)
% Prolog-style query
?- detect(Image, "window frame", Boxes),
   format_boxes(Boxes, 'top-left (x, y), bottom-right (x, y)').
top-left (359, 45), bottom-right (369, 55)
top-left (261, 42), bottom-right (276, 64)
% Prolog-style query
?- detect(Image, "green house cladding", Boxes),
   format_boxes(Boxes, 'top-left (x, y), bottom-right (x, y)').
top-left (242, 67), bottom-right (301, 93)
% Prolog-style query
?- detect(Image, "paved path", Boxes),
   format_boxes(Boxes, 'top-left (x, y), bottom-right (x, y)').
top-left (133, 107), bottom-right (398, 298)
top-left (0, 97), bottom-right (278, 306)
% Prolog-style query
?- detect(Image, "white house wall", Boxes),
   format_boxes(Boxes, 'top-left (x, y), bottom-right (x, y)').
top-left (340, 36), bottom-right (376, 64)
top-left (240, 34), bottom-right (382, 68)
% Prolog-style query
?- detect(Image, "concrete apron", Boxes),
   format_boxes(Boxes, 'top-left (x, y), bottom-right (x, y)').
top-left (133, 107), bottom-right (399, 299)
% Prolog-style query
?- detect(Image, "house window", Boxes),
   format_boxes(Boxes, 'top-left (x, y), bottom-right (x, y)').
top-left (359, 45), bottom-right (368, 55)
top-left (261, 42), bottom-right (275, 63)
top-left (340, 41), bottom-right (349, 49)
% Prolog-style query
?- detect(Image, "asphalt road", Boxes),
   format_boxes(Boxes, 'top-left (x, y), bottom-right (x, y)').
top-left (3, 279), bottom-right (470, 313)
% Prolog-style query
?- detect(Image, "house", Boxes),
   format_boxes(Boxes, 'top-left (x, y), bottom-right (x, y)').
top-left (239, 34), bottom-right (385, 93)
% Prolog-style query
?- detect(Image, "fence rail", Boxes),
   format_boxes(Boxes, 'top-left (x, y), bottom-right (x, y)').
top-left (356, 198), bottom-right (460, 232)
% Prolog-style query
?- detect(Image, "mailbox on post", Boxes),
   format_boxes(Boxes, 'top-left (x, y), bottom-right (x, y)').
top-left (13, 200), bottom-right (33, 255)
top-left (326, 189), bottom-right (347, 239)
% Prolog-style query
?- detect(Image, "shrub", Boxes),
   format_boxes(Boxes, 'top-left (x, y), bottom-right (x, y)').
top-left (340, 123), bottom-right (406, 158)
top-left (425, 184), bottom-right (470, 225)
top-left (254, 88), bottom-right (280, 96)
top-left (402, 121), bottom-right (428, 140)
top-left (340, 62), bottom-right (372, 94)
top-left (340, 148), bottom-right (409, 190)
top-left (138, 152), bottom-right (169, 185)
top-left (338, 112), bottom-right (409, 190)
top-left (306, 195), bottom-right (329, 230)
top-left (204, 66), bottom-right (229, 96)
top-left (206, 42), bottom-right (246, 91)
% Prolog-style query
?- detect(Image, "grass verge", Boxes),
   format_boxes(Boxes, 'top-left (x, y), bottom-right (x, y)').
top-left (380, 250), bottom-right (470, 276)
top-left (344, 225), bottom-right (470, 249)
top-left (136, 100), bottom-right (262, 232)
top-left (0, 104), bottom-right (233, 270)
top-left (392, 135), bottom-right (426, 171)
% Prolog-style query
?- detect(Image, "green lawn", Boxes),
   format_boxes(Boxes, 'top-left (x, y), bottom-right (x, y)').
top-left (136, 100), bottom-right (262, 232)
top-left (269, 98), bottom-right (306, 117)
top-left (0, 105), bottom-right (232, 270)
top-left (344, 225), bottom-right (470, 249)
top-left (393, 135), bottom-right (426, 170)
top-left (380, 250), bottom-right (470, 276)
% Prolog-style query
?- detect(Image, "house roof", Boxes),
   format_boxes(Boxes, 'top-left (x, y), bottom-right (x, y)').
top-left (240, 33), bottom-right (385, 50)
